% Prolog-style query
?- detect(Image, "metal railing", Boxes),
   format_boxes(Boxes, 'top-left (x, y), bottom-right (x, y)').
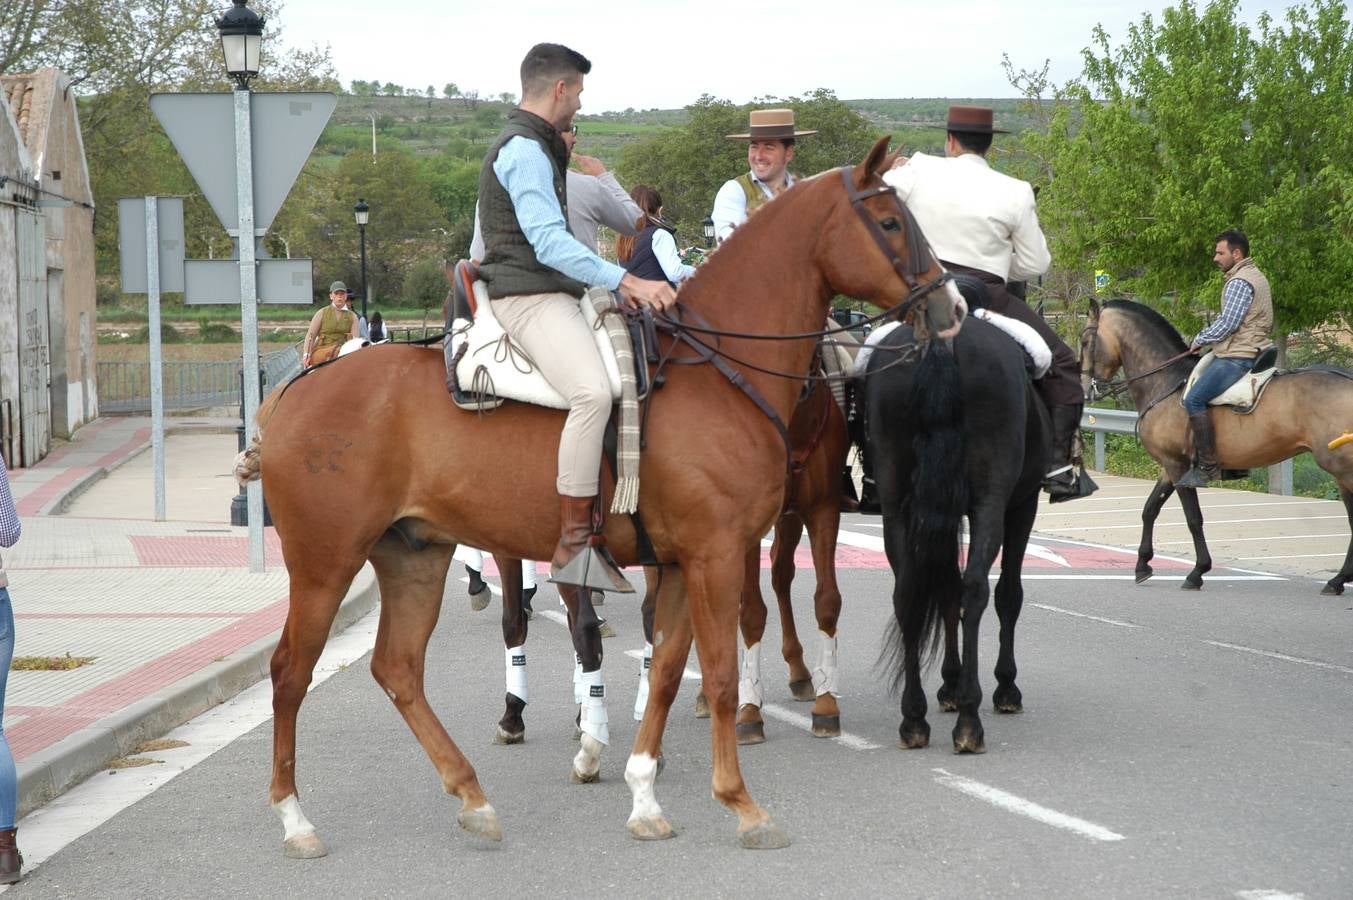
top-left (96, 345), bottom-right (302, 413)
top-left (1081, 405), bottom-right (1293, 495)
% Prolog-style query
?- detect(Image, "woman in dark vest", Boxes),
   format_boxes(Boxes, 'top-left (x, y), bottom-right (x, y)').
top-left (616, 186), bottom-right (697, 287)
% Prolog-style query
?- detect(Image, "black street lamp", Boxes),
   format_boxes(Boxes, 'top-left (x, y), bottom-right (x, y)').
top-left (702, 216), bottom-right (715, 248)
top-left (354, 198), bottom-right (370, 322)
top-left (216, 0), bottom-right (265, 90)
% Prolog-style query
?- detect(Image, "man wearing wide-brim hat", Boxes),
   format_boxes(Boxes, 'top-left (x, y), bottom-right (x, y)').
top-left (709, 108), bottom-right (817, 245)
top-left (882, 105), bottom-right (1095, 503)
top-left (302, 280), bottom-right (361, 368)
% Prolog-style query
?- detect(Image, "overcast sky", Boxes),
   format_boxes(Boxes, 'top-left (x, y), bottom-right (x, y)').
top-left (273, 0), bottom-right (1303, 111)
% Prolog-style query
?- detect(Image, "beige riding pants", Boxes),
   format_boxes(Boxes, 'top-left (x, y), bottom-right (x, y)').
top-left (491, 291), bottom-right (610, 497)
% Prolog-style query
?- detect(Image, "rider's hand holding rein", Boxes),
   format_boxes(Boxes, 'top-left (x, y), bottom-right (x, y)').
top-left (619, 272), bottom-right (677, 311)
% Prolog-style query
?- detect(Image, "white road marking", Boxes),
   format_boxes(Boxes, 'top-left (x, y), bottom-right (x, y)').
top-left (932, 768), bottom-right (1125, 843)
top-left (1050, 515), bottom-right (1346, 532)
top-left (1040, 498), bottom-right (1333, 518)
top-left (838, 529), bottom-right (1071, 568)
top-left (759, 704), bottom-right (882, 751)
top-left (1159, 533), bottom-right (1348, 545)
top-left (5, 609), bottom-right (380, 888)
top-left (1013, 533), bottom-right (1284, 578)
top-left (1204, 641), bottom-right (1353, 676)
top-left (1029, 604), bottom-right (1139, 628)
top-left (1235, 553), bottom-right (1347, 561)
top-left (1008, 575), bottom-right (1282, 581)
top-left (1236, 891), bottom-right (1308, 900)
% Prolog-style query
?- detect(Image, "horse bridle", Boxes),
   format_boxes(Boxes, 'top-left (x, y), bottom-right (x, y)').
top-left (1081, 320), bottom-right (1195, 404)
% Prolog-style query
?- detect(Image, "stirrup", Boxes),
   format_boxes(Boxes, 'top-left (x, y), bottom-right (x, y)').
top-left (1045, 466), bottom-right (1099, 503)
top-left (550, 544), bottom-right (635, 594)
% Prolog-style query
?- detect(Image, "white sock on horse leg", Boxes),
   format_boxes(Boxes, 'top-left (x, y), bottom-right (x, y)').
top-left (522, 560), bottom-right (538, 591)
top-left (455, 546), bottom-right (485, 569)
top-left (505, 645), bottom-right (528, 704)
top-left (573, 654), bottom-right (585, 705)
top-left (811, 630), bottom-right (840, 697)
top-left (633, 641), bottom-right (653, 721)
top-left (578, 668), bottom-right (610, 746)
top-left (738, 640), bottom-right (763, 708)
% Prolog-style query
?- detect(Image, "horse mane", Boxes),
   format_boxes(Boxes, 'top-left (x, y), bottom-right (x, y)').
top-left (1102, 299), bottom-right (1188, 353)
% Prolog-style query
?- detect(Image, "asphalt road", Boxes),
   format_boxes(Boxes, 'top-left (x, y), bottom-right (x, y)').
top-left (8, 522), bottom-right (1352, 899)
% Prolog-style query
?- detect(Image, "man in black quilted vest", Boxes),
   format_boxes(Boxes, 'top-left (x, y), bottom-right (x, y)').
top-left (478, 43), bottom-right (675, 592)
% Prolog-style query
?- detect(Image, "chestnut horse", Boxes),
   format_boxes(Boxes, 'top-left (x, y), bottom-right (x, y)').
top-left (241, 138), bottom-right (963, 854)
top-left (1081, 299), bottom-right (1353, 594)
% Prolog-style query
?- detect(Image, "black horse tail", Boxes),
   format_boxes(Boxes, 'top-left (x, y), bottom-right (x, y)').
top-left (885, 340), bottom-right (967, 688)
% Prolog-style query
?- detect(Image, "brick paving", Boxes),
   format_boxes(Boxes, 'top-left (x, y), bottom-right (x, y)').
top-left (3, 416), bottom-right (378, 816)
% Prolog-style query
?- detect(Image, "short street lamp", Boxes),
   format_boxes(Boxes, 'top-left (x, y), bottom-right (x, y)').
top-left (217, 0), bottom-right (264, 89)
top-left (354, 198), bottom-right (370, 322)
top-left (702, 216), bottom-right (715, 248)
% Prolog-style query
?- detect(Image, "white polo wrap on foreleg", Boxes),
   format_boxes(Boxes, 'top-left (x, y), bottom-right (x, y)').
top-left (738, 640), bottom-right (764, 708)
top-left (579, 668), bottom-right (609, 745)
top-left (504, 645), bottom-right (528, 704)
top-left (521, 559), bottom-right (537, 590)
top-left (633, 641), bottom-right (653, 721)
top-left (572, 654), bottom-right (584, 705)
top-left (811, 629), bottom-right (840, 697)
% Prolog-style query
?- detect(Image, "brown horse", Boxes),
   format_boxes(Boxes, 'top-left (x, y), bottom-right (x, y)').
top-left (241, 137), bottom-right (963, 855)
top-left (1081, 298), bottom-right (1353, 594)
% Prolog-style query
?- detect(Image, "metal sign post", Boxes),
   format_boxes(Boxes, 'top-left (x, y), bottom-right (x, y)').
top-left (145, 197), bottom-right (166, 521)
top-left (233, 86), bottom-right (265, 572)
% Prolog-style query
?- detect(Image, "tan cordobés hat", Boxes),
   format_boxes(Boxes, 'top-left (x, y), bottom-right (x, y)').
top-left (727, 108), bottom-right (818, 140)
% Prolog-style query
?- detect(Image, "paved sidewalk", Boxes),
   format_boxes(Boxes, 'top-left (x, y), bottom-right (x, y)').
top-left (5, 417), bottom-right (378, 817)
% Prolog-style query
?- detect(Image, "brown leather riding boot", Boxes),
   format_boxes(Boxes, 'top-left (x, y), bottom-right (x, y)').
top-left (0, 827), bottom-right (22, 885)
top-left (1176, 411), bottom-right (1221, 488)
top-left (550, 495), bottom-right (635, 594)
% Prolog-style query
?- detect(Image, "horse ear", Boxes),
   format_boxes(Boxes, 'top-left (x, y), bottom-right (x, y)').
top-left (1087, 297), bottom-right (1101, 323)
top-left (855, 135), bottom-right (893, 187)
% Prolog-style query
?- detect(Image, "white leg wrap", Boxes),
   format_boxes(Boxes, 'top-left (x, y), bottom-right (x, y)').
top-left (454, 545), bottom-right (485, 568)
top-left (504, 645), bottom-right (528, 704)
top-left (572, 654), bottom-right (585, 705)
top-left (578, 668), bottom-right (609, 746)
top-left (272, 794), bottom-right (317, 842)
top-left (625, 752), bottom-right (663, 823)
top-left (633, 641), bottom-right (653, 721)
top-left (521, 560), bottom-right (537, 591)
top-left (811, 629), bottom-right (841, 698)
top-left (738, 640), bottom-right (764, 708)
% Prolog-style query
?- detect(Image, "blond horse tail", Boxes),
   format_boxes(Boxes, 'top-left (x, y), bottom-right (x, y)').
top-left (232, 389), bottom-right (285, 484)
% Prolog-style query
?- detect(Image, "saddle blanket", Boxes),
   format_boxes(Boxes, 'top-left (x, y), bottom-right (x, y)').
top-left (1182, 351), bottom-right (1279, 413)
top-left (449, 283), bottom-right (625, 409)
top-left (852, 311), bottom-right (1051, 378)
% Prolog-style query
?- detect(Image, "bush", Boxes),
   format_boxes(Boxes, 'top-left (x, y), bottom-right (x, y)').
top-left (403, 257), bottom-right (447, 310)
top-left (132, 322), bottom-right (185, 343)
top-left (198, 315), bottom-right (237, 342)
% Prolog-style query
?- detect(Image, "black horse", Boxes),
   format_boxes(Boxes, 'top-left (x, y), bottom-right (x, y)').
top-left (866, 313), bottom-right (1048, 753)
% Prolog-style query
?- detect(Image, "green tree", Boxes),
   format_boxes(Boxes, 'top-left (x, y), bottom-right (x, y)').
top-left (1020, 0), bottom-right (1353, 336)
top-left (443, 82), bottom-right (459, 99)
top-left (615, 89), bottom-right (879, 244)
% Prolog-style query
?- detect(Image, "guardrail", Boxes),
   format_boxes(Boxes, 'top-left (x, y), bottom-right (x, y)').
top-left (97, 345), bottom-right (302, 414)
top-left (1081, 405), bottom-right (1292, 494)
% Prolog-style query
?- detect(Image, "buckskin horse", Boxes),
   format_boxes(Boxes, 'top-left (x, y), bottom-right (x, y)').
top-left (237, 137), bottom-right (964, 855)
top-left (866, 312), bottom-right (1048, 753)
top-left (1081, 298), bottom-right (1353, 594)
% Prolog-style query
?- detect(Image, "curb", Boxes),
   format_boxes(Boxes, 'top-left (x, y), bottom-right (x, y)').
top-left (15, 567), bottom-right (380, 818)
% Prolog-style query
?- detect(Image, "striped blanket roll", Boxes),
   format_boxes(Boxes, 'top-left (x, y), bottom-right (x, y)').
top-left (587, 288), bottom-right (641, 514)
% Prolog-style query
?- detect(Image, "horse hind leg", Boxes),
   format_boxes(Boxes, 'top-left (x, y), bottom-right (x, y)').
top-left (737, 544), bottom-right (769, 745)
top-left (1136, 475), bottom-right (1175, 584)
top-left (992, 491), bottom-right (1038, 714)
top-left (269, 562), bottom-right (363, 859)
top-left (368, 539), bottom-right (500, 841)
top-left (803, 504), bottom-right (844, 738)
top-left (495, 555), bottom-right (528, 744)
top-left (1321, 487), bottom-right (1353, 595)
top-left (769, 515), bottom-right (814, 700)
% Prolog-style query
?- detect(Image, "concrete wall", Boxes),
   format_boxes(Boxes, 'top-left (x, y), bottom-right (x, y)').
top-left (0, 91), bottom-right (35, 467)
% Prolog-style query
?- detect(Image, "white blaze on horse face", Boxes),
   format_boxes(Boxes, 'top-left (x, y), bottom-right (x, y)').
top-left (272, 794), bottom-right (317, 841)
top-left (811, 630), bottom-right (840, 698)
top-left (633, 641), bottom-right (653, 721)
top-left (505, 645), bottom-right (528, 704)
top-left (738, 641), bottom-right (764, 708)
top-left (625, 753), bottom-right (663, 823)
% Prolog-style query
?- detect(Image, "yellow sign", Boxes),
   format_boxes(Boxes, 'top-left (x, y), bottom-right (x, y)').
top-left (1094, 270), bottom-right (1111, 293)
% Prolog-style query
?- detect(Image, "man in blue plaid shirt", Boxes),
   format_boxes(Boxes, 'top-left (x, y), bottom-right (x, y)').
top-left (1177, 229), bottom-right (1273, 488)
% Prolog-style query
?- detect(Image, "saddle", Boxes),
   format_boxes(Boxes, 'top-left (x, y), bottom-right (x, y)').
top-left (445, 266), bottom-right (636, 412)
top-left (1182, 346), bottom-right (1280, 414)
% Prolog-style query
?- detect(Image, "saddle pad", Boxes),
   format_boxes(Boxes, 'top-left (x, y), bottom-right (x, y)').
top-left (852, 321), bottom-right (902, 376)
top-left (450, 283), bottom-right (624, 410)
top-left (971, 309), bottom-right (1051, 378)
top-left (1182, 352), bottom-right (1279, 413)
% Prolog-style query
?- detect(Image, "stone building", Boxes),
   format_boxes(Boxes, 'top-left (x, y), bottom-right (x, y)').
top-left (0, 68), bottom-right (98, 466)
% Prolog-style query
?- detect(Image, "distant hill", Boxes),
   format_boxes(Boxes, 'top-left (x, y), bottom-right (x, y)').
top-left (316, 94), bottom-right (1035, 167)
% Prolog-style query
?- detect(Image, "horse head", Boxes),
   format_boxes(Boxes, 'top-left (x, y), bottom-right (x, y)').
top-left (820, 136), bottom-right (966, 341)
top-left (1080, 298), bottom-right (1121, 401)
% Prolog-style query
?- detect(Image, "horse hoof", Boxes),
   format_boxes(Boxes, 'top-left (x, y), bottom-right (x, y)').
top-left (693, 693), bottom-right (710, 718)
top-left (993, 701), bottom-right (1023, 715)
top-left (738, 820), bottom-right (791, 850)
top-left (1321, 581), bottom-right (1344, 596)
top-left (570, 766), bottom-right (601, 784)
top-left (599, 620), bottom-right (616, 639)
top-left (1135, 567), bottom-right (1153, 584)
top-left (494, 726), bottom-right (525, 745)
top-left (811, 714), bottom-right (840, 737)
top-left (953, 733), bottom-right (986, 755)
top-left (282, 832), bottom-right (328, 859)
top-left (898, 721), bottom-right (930, 749)
top-left (787, 679), bottom-right (815, 701)
top-left (1181, 579), bottom-right (1202, 591)
top-left (736, 721), bottom-right (766, 745)
top-left (628, 815), bottom-right (675, 841)
top-left (469, 590), bottom-right (491, 612)
top-left (457, 804), bottom-right (503, 842)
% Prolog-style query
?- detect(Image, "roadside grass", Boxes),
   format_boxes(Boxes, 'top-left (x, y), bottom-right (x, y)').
top-left (98, 343), bottom-right (296, 362)
top-left (13, 653), bottom-right (95, 671)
